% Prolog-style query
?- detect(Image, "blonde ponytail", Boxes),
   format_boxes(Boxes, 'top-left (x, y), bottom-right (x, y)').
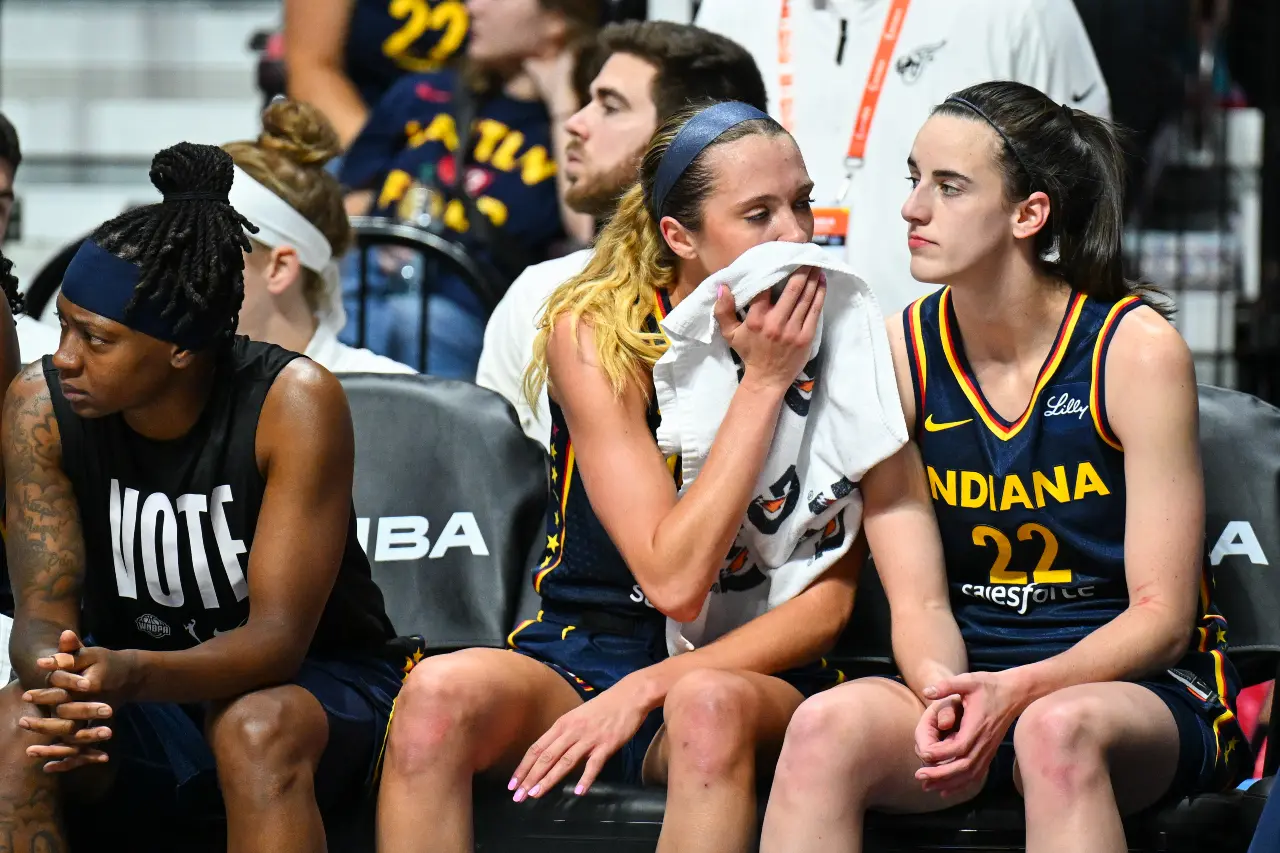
top-left (524, 182), bottom-right (674, 405)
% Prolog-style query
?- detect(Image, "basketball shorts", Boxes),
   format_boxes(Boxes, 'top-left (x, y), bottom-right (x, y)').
top-left (510, 602), bottom-right (846, 784)
top-left (984, 670), bottom-right (1251, 803)
top-left (72, 657), bottom-right (401, 832)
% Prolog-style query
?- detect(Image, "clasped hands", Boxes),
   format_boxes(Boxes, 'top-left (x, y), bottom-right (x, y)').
top-left (17, 629), bottom-right (135, 773)
top-left (913, 671), bottom-right (1023, 796)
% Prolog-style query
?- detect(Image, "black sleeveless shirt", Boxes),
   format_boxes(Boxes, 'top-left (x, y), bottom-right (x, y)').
top-left (46, 338), bottom-right (394, 656)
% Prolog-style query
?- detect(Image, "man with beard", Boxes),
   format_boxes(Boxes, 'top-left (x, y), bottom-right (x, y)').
top-left (475, 20), bottom-right (766, 447)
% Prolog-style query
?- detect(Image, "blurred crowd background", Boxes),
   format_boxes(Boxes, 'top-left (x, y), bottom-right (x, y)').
top-left (0, 0), bottom-right (1278, 399)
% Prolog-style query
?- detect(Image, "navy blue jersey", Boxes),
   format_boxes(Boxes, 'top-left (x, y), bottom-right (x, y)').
top-left (344, 0), bottom-right (468, 108)
top-left (533, 290), bottom-right (681, 617)
top-left (904, 288), bottom-right (1236, 701)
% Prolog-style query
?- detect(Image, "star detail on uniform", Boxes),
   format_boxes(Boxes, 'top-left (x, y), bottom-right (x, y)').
top-left (540, 555), bottom-right (551, 568)
top-left (401, 648), bottom-right (425, 677)
top-left (551, 468), bottom-right (558, 482)
top-left (550, 445), bottom-right (557, 458)
top-left (1216, 627), bottom-right (1227, 645)
top-left (1224, 737), bottom-right (1239, 761)
top-left (554, 512), bottom-right (560, 526)
top-left (547, 533), bottom-right (560, 551)
top-left (552, 424), bottom-right (559, 437)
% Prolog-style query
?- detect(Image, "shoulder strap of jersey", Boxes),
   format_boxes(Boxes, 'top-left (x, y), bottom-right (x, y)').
top-left (1088, 295), bottom-right (1145, 451)
top-left (902, 291), bottom-right (935, 436)
top-left (41, 354), bottom-right (86, 484)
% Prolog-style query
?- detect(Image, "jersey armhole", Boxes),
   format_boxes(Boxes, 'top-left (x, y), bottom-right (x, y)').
top-left (1089, 296), bottom-right (1144, 451)
top-left (903, 297), bottom-right (928, 439)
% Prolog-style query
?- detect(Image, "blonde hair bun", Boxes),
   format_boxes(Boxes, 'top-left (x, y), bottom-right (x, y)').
top-left (257, 98), bottom-right (342, 169)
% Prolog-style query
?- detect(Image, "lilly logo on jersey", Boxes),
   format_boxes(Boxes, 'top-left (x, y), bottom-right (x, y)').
top-left (1044, 392), bottom-right (1090, 420)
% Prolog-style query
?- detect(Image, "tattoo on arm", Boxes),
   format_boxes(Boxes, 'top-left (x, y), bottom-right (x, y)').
top-left (3, 364), bottom-right (85, 688)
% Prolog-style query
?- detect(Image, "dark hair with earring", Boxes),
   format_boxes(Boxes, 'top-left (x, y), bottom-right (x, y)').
top-left (934, 81), bottom-right (1167, 314)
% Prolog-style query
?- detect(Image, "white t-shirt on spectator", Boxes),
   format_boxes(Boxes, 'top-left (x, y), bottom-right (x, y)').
top-left (695, 0), bottom-right (1110, 315)
top-left (477, 249), bottom-right (592, 450)
top-left (305, 322), bottom-right (417, 375)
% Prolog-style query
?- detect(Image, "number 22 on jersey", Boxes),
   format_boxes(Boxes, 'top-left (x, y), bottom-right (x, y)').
top-left (973, 522), bottom-right (1074, 586)
top-left (382, 0), bottom-right (467, 72)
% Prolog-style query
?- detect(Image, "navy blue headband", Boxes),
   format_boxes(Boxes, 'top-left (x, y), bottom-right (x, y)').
top-left (944, 96), bottom-right (1031, 179)
top-left (61, 240), bottom-right (216, 351)
top-left (650, 101), bottom-right (772, 218)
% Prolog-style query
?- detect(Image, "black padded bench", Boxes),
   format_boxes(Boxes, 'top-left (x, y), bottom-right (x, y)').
top-left (72, 377), bottom-right (1279, 851)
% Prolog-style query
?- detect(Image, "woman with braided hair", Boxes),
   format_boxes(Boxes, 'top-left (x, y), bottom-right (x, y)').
top-left (0, 141), bottom-right (398, 852)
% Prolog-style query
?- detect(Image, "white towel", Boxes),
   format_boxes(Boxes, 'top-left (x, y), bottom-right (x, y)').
top-left (653, 241), bottom-right (908, 655)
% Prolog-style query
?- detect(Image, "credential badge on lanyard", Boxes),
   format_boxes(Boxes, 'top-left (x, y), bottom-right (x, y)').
top-left (779, 0), bottom-right (912, 260)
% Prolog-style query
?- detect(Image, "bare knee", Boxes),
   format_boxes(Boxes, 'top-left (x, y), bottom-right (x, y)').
top-left (208, 687), bottom-right (328, 798)
top-left (1014, 693), bottom-right (1110, 795)
top-left (663, 670), bottom-right (759, 778)
top-left (768, 681), bottom-right (901, 794)
top-left (384, 653), bottom-right (496, 775)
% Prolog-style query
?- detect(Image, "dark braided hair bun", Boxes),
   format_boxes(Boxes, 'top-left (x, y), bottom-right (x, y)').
top-left (152, 140), bottom-right (234, 203)
top-left (258, 99), bottom-right (342, 169)
top-left (90, 142), bottom-right (256, 349)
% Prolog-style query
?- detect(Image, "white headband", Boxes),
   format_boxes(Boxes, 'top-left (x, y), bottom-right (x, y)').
top-left (229, 164), bottom-right (347, 332)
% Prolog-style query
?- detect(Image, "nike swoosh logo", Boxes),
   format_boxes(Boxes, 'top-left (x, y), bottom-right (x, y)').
top-left (924, 414), bottom-right (973, 432)
top-left (1071, 83), bottom-right (1097, 103)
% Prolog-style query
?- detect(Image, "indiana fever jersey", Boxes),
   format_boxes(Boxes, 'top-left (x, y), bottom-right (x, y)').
top-left (533, 289), bottom-right (680, 617)
top-left (904, 287), bottom-right (1233, 675)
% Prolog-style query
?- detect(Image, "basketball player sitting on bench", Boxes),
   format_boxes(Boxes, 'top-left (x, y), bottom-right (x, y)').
top-left (0, 142), bottom-right (399, 853)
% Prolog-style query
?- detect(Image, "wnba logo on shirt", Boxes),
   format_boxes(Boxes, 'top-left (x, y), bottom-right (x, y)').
top-left (109, 479), bottom-right (249, 610)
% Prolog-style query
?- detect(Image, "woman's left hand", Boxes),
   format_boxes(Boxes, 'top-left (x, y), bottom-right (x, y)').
top-left (510, 673), bottom-right (655, 801)
top-left (914, 671), bottom-right (1022, 795)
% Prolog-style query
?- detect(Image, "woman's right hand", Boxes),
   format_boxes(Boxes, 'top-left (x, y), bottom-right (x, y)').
top-left (713, 265), bottom-right (826, 391)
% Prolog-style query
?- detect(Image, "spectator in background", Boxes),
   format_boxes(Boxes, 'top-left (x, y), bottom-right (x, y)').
top-left (340, 0), bottom-right (598, 378)
top-left (476, 20), bottom-right (767, 447)
top-left (0, 113), bottom-right (62, 360)
top-left (225, 99), bottom-right (415, 374)
top-left (695, 0), bottom-right (1109, 315)
top-left (284, 0), bottom-right (470, 148)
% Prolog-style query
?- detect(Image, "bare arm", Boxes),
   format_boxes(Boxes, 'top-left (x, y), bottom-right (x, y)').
top-left (547, 272), bottom-right (823, 621)
top-left (872, 315), bottom-right (966, 699)
top-left (127, 360), bottom-right (357, 702)
top-left (4, 362), bottom-right (84, 690)
top-left (1000, 307), bottom-right (1202, 705)
top-left (284, 0), bottom-right (368, 148)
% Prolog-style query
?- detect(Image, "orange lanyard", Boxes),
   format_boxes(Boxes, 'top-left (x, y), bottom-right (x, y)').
top-left (779, 0), bottom-right (912, 202)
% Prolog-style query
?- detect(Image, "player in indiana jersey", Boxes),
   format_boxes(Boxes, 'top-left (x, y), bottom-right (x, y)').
top-left (761, 81), bottom-right (1248, 853)
top-left (0, 142), bottom-right (397, 853)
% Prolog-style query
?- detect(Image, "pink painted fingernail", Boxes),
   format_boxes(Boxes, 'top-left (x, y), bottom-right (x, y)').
top-left (98, 706), bottom-right (111, 717)
top-left (819, 272), bottom-right (827, 286)
top-left (507, 776), bottom-right (519, 791)
top-left (513, 788), bottom-right (526, 803)
top-left (574, 784), bottom-right (585, 796)
top-left (717, 284), bottom-right (724, 299)
top-left (528, 784), bottom-right (541, 798)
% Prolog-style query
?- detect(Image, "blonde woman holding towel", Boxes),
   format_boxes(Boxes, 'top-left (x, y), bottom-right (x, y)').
top-left (375, 100), bottom-right (948, 853)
